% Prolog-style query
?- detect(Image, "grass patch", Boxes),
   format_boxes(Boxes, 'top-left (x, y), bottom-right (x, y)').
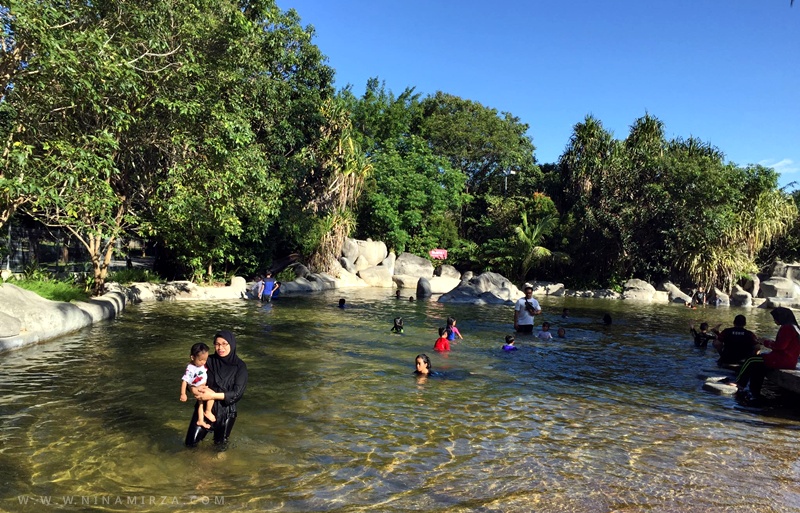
top-left (9, 279), bottom-right (91, 303)
top-left (107, 268), bottom-right (163, 285)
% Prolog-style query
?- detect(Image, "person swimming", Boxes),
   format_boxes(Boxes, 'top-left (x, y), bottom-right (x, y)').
top-left (414, 354), bottom-right (432, 375)
top-left (391, 317), bottom-right (404, 334)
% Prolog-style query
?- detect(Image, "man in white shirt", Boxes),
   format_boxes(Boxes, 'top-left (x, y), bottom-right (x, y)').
top-left (514, 285), bottom-right (542, 334)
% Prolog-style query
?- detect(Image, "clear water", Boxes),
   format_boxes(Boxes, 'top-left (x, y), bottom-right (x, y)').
top-left (2, 290), bottom-right (800, 512)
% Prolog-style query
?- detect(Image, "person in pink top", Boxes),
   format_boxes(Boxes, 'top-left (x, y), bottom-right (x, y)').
top-left (733, 307), bottom-right (800, 401)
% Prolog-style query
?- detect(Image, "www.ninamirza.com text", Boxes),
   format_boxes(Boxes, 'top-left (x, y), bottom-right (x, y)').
top-left (17, 495), bottom-right (225, 507)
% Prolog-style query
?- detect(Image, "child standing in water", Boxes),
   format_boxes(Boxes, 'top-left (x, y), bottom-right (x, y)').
top-left (433, 327), bottom-right (451, 352)
top-left (391, 317), bottom-right (404, 334)
top-left (557, 327), bottom-right (566, 338)
top-left (179, 342), bottom-right (216, 429)
top-left (537, 322), bottom-right (553, 341)
top-left (446, 317), bottom-right (463, 341)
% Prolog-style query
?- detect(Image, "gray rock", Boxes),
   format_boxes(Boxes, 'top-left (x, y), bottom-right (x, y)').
top-left (622, 279), bottom-right (656, 301)
top-left (652, 291), bottom-right (669, 303)
top-left (293, 263), bottom-right (311, 279)
top-left (661, 281), bottom-right (692, 304)
top-left (461, 271), bottom-right (474, 282)
top-left (435, 265), bottom-right (461, 280)
top-left (730, 284), bottom-right (752, 307)
top-left (0, 311), bottom-right (22, 337)
top-left (339, 256), bottom-right (356, 274)
top-left (712, 287), bottom-right (730, 307)
top-left (395, 252), bottom-right (434, 278)
top-left (416, 277), bottom-right (432, 298)
top-left (761, 277), bottom-right (800, 299)
top-left (438, 272), bottom-right (522, 304)
top-left (428, 276), bottom-right (461, 294)
top-left (392, 274), bottom-right (419, 290)
top-left (342, 238), bottom-right (359, 261)
top-left (381, 251), bottom-right (396, 276)
top-left (356, 239), bottom-right (388, 267)
top-left (354, 255), bottom-right (370, 272)
top-left (357, 265), bottom-right (394, 287)
top-left (742, 273), bottom-right (760, 299)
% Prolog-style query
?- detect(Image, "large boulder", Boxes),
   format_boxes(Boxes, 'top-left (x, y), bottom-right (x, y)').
top-left (712, 287), bottom-right (730, 307)
top-left (356, 239), bottom-right (388, 267)
top-left (394, 252), bottom-right (434, 278)
top-left (354, 255), bottom-right (371, 272)
top-left (428, 276), bottom-right (461, 294)
top-left (622, 279), bottom-right (656, 301)
top-left (730, 284), bottom-right (752, 307)
top-left (435, 265), bottom-right (461, 280)
top-left (416, 277), bottom-right (432, 299)
top-left (280, 273), bottom-right (338, 293)
top-left (339, 256), bottom-right (356, 274)
top-left (741, 273), bottom-right (760, 299)
top-left (357, 265), bottom-right (394, 288)
top-left (335, 269), bottom-right (368, 288)
top-left (660, 281), bottom-right (692, 304)
top-left (392, 274), bottom-right (419, 290)
top-left (438, 272), bottom-right (522, 304)
top-left (760, 277), bottom-right (800, 299)
top-left (381, 252), bottom-right (397, 276)
top-left (341, 238), bottom-right (359, 261)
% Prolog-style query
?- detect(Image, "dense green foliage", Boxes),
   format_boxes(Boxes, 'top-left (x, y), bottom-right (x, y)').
top-left (1, 2), bottom-right (796, 295)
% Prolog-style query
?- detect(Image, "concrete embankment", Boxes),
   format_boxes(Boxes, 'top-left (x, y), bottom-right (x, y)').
top-left (0, 283), bottom-right (127, 353)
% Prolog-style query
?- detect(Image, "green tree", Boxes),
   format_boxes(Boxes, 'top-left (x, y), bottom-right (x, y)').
top-left (357, 135), bottom-right (466, 254)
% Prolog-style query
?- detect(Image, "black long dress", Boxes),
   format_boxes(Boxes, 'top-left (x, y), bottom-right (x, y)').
top-left (185, 330), bottom-right (248, 447)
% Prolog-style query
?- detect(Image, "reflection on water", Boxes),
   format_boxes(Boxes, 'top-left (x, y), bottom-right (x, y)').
top-left (2, 290), bottom-right (800, 512)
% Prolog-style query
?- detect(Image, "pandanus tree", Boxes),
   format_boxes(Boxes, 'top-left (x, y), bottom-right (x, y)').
top-left (514, 211), bottom-right (558, 282)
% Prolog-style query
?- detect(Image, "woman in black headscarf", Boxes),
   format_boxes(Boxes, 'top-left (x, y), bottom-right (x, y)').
top-left (185, 330), bottom-right (248, 447)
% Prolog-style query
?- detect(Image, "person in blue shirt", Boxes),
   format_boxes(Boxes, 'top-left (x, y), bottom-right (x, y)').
top-left (261, 272), bottom-right (278, 302)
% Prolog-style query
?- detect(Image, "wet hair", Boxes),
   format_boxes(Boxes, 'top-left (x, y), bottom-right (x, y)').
top-left (505, 335), bottom-right (515, 344)
top-left (733, 314), bottom-right (747, 327)
top-left (338, 298), bottom-right (346, 307)
top-left (438, 327), bottom-right (447, 337)
top-left (771, 307), bottom-right (798, 326)
top-left (557, 327), bottom-right (566, 337)
top-left (602, 314), bottom-right (612, 325)
top-left (415, 354), bottom-right (432, 372)
top-left (447, 316), bottom-right (456, 327)
top-left (699, 322), bottom-right (709, 331)
top-left (189, 342), bottom-right (209, 359)
top-left (542, 322), bottom-right (550, 329)
top-left (409, 296), bottom-right (415, 301)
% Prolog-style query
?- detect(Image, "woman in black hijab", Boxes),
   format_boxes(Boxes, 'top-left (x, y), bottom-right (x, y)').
top-left (185, 330), bottom-right (248, 447)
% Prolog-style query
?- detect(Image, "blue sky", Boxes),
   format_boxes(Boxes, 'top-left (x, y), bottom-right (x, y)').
top-left (279, 0), bottom-right (799, 188)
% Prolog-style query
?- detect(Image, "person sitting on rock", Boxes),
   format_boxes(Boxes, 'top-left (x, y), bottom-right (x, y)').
top-left (712, 315), bottom-right (759, 366)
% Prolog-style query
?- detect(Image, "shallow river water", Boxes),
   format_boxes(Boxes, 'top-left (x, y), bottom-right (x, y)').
top-left (2, 290), bottom-right (800, 512)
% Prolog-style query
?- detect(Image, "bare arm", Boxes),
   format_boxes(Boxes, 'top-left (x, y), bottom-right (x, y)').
top-left (180, 380), bottom-right (188, 401)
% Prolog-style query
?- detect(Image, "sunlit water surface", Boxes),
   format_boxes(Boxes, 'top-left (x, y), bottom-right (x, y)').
top-left (2, 290), bottom-right (800, 512)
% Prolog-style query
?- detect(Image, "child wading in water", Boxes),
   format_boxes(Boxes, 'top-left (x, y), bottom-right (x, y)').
top-left (433, 327), bottom-right (451, 352)
top-left (502, 335), bottom-right (518, 351)
top-left (179, 342), bottom-right (216, 429)
top-left (446, 317), bottom-right (464, 341)
top-left (537, 322), bottom-right (553, 341)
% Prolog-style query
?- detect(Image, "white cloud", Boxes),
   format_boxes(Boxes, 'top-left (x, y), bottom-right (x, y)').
top-left (758, 158), bottom-right (800, 175)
